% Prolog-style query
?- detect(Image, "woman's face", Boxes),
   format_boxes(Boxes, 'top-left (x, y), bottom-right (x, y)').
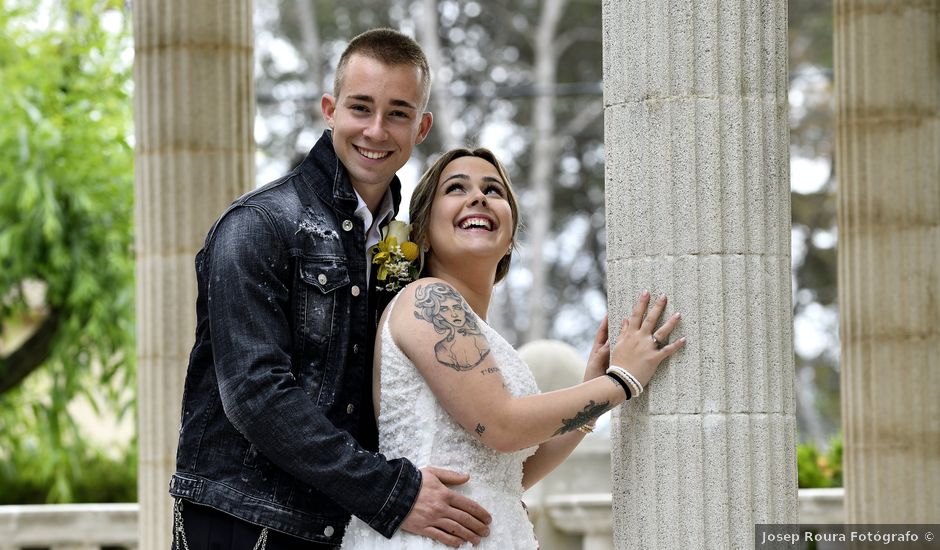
top-left (440, 296), bottom-right (467, 328)
top-left (426, 156), bottom-right (513, 273)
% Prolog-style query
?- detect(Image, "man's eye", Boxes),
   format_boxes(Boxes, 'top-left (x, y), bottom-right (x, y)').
top-left (350, 105), bottom-right (369, 112)
top-left (390, 110), bottom-right (410, 118)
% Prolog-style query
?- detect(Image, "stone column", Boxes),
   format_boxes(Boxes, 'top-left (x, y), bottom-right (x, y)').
top-left (602, 1), bottom-right (797, 548)
top-left (133, 2), bottom-right (254, 548)
top-left (834, 0), bottom-right (940, 523)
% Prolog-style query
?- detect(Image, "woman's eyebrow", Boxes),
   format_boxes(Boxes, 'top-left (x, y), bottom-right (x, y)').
top-left (442, 173), bottom-right (470, 183)
top-left (441, 174), bottom-right (505, 186)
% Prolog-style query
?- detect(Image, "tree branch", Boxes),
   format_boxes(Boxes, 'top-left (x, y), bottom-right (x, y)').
top-left (560, 98), bottom-right (603, 137)
top-left (554, 26), bottom-right (602, 61)
top-left (0, 309), bottom-right (61, 395)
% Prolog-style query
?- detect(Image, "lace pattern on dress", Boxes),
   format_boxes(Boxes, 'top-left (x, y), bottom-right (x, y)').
top-left (340, 292), bottom-right (541, 549)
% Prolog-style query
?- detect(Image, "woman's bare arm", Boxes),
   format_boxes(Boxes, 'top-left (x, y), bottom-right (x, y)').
top-left (392, 280), bottom-right (683, 454)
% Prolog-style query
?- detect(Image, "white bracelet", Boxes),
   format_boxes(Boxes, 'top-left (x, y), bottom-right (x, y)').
top-left (606, 366), bottom-right (638, 397)
top-left (607, 365), bottom-right (644, 396)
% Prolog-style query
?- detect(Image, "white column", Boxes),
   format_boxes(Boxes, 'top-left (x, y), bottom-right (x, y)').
top-left (834, 0), bottom-right (940, 523)
top-left (133, 2), bottom-right (254, 547)
top-left (602, 1), bottom-right (797, 548)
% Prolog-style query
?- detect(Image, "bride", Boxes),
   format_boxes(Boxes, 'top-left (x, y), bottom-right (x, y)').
top-left (341, 148), bottom-right (685, 549)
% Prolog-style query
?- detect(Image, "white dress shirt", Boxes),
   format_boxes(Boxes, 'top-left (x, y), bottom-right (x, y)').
top-left (353, 189), bottom-right (396, 282)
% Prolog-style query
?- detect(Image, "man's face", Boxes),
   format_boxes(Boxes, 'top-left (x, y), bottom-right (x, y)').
top-left (321, 54), bottom-right (432, 197)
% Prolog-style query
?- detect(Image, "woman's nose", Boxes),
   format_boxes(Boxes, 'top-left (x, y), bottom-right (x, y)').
top-left (469, 190), bottom-right (488, 206)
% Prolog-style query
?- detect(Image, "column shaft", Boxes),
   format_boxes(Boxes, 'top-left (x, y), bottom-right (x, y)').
top-left (133, 2), bottom-right (254, 548)
top-left (602, 1), bottom-right (797, 547)
top-left (834, 0), bottom-right (940, 523)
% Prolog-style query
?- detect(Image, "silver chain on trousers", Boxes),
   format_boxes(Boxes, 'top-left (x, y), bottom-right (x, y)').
top-left (173, 498), bottom-right (268, 550)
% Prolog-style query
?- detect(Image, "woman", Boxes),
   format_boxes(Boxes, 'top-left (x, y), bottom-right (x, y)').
top-left (341, 148), bottom-right (685, 549)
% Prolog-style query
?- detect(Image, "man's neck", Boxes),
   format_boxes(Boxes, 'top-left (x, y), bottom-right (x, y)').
top-left (351, 181), bottom-right (391, 215)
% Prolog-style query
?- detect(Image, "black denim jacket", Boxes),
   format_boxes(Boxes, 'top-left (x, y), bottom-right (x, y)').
top-left (169, 131), bottom-right (421, 544)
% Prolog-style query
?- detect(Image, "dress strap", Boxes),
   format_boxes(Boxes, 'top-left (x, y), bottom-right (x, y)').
top-left (379, 290), bottom-right (405, 342)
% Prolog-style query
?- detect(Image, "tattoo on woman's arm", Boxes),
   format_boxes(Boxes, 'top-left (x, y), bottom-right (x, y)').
top-left (475, 423), bottom-right (486, 436)
top-left (413, 283), bottom-right (491, 371)
top-left (553, 400), bottom-right (611, 436)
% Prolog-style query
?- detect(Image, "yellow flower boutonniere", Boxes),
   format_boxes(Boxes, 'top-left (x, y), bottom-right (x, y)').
top-left (370, 220), bottom-right (420, 292)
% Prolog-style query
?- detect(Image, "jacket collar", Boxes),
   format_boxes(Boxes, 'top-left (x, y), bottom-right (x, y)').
top-left (297, 130), bottom-right (402, 217)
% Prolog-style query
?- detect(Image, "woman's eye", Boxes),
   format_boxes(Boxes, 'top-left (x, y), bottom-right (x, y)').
top-left (445, 183), bottom-right (464, 193)
top-left (485, 186), bottom-right (504, 196)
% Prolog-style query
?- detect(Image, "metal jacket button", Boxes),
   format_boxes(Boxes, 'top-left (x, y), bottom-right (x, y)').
top-left (342, 220), bottom-right (354, 231)
top-left (351, 285), bottom-right (360, 296)
top-left (318, 273), bottom-right (328, 285)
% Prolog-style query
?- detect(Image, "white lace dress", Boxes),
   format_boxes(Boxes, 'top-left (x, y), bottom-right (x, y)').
top-left (340, 296), bottom-right (541, 549)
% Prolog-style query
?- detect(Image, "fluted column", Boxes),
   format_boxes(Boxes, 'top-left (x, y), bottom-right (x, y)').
top-left (835, 0), bottom-right (940, 523)
top-left (133, 2), bottom-right (254, 548)
top-left (602, 1), bottom-right (796, 548)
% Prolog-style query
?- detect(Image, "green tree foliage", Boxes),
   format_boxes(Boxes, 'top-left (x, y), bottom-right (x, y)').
top-left (0, 0), bottom-right (135, 502)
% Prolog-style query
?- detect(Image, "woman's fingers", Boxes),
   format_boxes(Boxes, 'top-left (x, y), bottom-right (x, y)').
top-left (642, 294), bottom-right (668, 333)
top-left (592, 316), bottom-right (609, 350)
top-left (658, 336), bottom-right (687, 358)
top-left (628, 291), bottom-right (650, 329)
top-left (653, 312), bottom-right (682, 341)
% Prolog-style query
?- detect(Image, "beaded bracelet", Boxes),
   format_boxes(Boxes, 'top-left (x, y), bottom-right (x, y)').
top-left (605, 372), bottom-right (632, 400)
top-left (577, 423), bottom-right (595, 434)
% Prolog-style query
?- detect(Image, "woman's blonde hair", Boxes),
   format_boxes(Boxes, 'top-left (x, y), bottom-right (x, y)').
top-left (409, 148), bottom-right (520, 283)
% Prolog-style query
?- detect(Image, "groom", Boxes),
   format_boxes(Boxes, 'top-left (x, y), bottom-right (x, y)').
top-left (169, 29), bottom-right (491, 549)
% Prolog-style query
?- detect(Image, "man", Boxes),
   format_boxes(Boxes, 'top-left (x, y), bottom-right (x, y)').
top-left (169, 29), bottom-right (491, 549)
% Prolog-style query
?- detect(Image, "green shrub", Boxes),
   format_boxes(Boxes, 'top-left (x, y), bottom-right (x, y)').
top-left (0, 442), bottom-right (136, 504)
top-left (797, 433), bottom-right (843, 488)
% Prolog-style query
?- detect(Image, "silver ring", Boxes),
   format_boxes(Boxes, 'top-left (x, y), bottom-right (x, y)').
top-left (651, 334), bottom-right (665, 350)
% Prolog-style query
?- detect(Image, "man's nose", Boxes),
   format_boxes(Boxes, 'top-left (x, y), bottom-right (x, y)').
top-left (363, 115), bottom-right (388, 141)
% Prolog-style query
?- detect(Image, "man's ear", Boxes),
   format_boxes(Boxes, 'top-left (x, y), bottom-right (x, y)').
top-left (415, 111), bottom-right (433, 145)
top-left (321, 94), bottom-right (337, 128)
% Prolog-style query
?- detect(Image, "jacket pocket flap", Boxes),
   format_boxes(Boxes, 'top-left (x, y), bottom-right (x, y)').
top-left (300, 258), bottom-right (349, 293)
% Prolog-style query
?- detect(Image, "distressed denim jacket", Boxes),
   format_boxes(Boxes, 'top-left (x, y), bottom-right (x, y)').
top-left (169, 131), bottom-right (421, 544)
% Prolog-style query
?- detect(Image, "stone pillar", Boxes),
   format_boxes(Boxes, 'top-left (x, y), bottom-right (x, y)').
top-left (834, 0), bottom-right (940, 523)
top-left (602, 1), bottom-right (797, 548)
top-left (133, 2), bottom-right (254, 548)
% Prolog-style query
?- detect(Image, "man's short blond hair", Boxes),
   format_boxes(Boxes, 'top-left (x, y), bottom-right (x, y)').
top-left (334, 28), bottom-right (431, 110)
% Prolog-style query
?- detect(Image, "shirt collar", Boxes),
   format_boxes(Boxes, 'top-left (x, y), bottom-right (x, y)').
top-left (353, 187), bottom-right (396, 231)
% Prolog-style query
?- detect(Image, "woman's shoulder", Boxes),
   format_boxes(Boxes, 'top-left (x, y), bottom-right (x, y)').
top-left (400, 278), bottom-right (466, 302)
top-left (406, 276), bottom-right (458, 291)
top-left (389, 278), bottom-right (451, 321)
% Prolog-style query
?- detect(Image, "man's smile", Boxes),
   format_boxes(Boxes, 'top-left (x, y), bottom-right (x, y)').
top-left (355, 145), bottom-right (392, 160)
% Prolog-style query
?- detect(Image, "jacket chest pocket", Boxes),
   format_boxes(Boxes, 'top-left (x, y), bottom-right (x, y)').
top-left (297, 257), bottom-right (350, 404)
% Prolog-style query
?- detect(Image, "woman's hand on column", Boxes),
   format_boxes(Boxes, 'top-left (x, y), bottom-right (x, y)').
top-left (583, 316), bottom-right (611, 382)
top-left (611, 291), bottom-right (685, 387)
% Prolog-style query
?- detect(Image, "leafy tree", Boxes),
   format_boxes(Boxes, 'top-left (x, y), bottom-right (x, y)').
top-left (0, 0), bottom-right (135, 502)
